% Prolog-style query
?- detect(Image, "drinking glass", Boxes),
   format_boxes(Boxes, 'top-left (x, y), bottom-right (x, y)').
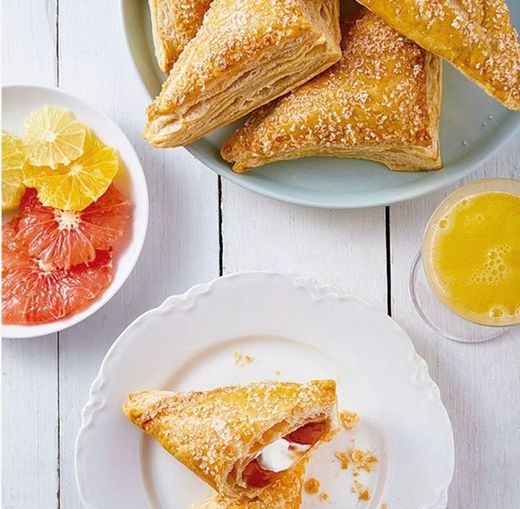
top-left (410, 178), bottom-right (520, 343)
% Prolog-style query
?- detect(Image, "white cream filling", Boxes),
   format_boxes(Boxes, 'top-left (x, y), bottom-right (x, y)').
top-left (256, 438), bottom-right (311, 473)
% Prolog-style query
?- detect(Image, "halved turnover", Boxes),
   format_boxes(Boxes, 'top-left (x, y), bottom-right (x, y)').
top-left (192, 460), bottom-right (307, 509)
top-left (221, 10), bottom-right (442, 172)
top-left (143, 0), bottom-right (341, 147)
top-left (123, 380), bottom-right (337, 499)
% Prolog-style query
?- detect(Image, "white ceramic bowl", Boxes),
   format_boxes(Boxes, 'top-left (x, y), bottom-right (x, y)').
top-left (2, 85), bottom-right (149, 339)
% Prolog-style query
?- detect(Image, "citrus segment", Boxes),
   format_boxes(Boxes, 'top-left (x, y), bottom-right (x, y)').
top-left (2, 224), bottom-right (113, 325)
top-left (22, 106), bottom-right (87, 169)
top-left (2, 132), bottom-right (27, 211)
top-left (2, 219), bottom-right (22, 271)
top-left (23, 129), bottom-right (119, 211)
top-left (17, 185), bottom-right (131, 269)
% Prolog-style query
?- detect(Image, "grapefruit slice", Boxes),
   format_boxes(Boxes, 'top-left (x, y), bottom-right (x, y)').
top-left (22, 106), bottom-right (87, 169)
top-left (2, 219), bottom-right (21, 271)
top-left (17, 185), bottom-right (131, 270)
top-left (23, 129), bottom-right (118, 211)
top-left (2, 224), bottom-right (113, 325)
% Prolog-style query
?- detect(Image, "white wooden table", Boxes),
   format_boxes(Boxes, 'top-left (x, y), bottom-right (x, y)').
top-left (2, 1), bottom-right (520, 508)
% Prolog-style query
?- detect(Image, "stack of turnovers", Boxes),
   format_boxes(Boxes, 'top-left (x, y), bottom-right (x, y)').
top-left (123, 380), bottom-right (338, 508)
top-left (146, 0), bottom-right (520, 173)
top-left (222, 10), bottom-right (442, 172)
top-left (144, 0), bottom-right (342, 147)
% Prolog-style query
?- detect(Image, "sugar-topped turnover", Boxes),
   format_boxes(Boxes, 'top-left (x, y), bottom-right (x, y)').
top-left (222, 10), bottom-right (437, 165)
top-left (357, 0), bottom-right (520, 109)
top-left (123, 380), bottom-right (336, 495)
top-left (149, 0), bottom-right (321, 113)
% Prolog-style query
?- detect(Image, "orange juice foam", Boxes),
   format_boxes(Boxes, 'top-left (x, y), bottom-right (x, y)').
top-left (428, 191), bottom-right (520, 326)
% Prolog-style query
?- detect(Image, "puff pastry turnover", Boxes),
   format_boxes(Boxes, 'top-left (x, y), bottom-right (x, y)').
top-left (148, 0), bottom-right (211, 73)
top-left (143, 0), bottom-right (341, 147)
top-left (192, 460), bottom-right (306, 509)
top-left (356, 0), bottom-right (520, 110)
top-left (123, 380), bottom-right (337, 500)
top-left (221, 10), bottom-right (442, 172)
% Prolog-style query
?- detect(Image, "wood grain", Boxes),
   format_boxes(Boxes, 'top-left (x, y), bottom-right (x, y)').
top-left (2, 1), bottom-right (59, 508)
top-left (221, 180), bottom-right (387, 311)
top-left (390, 137), bottom-right (520, 508)
top-left (55, 1), bottom-right (220, 507)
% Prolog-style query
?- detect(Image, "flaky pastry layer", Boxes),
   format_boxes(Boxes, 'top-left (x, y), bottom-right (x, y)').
top-left (149, 0), bottom-right (212, 73)
top-left (144, 0), bottom-right (341, 147)
top-left (356, 0), bottom-right (520, 110)
top-left (123, 380), bottom-right (337, 500)
top-left (191, 460), bottom-right (307, 509)
top-left (221, 10), bottom-right (442, 172)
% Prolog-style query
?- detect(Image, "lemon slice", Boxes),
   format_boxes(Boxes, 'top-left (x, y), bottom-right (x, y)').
top-left (23, 130), bottom-right (119, 211)
top-left (2, 132), bottom-right (27, 211)
top-left (22, 106), bottom-right (87, 169)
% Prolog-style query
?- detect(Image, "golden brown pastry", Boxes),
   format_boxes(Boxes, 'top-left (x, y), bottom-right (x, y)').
top-left (123, 380), bottom-right (337, 500)
top-left (143, 0), bottom-right (341, 148)
top-left (148, 0), bottom-right (211, 73)
top-left (221, 10), bottom-right (442, 172)
top-left (191, 460), bottom-right (306, 509)
top-left (356, 0), bottom-right (520, 110)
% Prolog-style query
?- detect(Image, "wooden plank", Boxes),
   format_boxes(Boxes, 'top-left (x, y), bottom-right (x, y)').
top-left (56, 1), bottom-right (220, 506)
top-left (2, 337), bottom-right (59, 509)
top-left (390, 138), bottom-right (520, 507)
top-left (221, 180), bottom-right (387, 311)
top-left (2, 1), bottom-right (59, 508)
top-left (2, 0), bottom-right (57, 85)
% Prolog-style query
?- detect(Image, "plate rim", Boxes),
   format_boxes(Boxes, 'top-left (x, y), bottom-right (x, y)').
top-left (120, 0), bottom-right (520, 209)
top-left (75, 271), bottom-right (455, 509)
top-left (2, 83), bottom-right (150, 338)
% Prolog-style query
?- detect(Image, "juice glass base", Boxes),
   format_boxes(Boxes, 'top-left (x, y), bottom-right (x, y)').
top-left (410, 252), bottom-right (510, 343)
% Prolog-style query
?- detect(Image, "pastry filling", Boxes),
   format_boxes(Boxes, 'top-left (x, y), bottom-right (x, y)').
top-left (243, 421), bottom-right (328, 488)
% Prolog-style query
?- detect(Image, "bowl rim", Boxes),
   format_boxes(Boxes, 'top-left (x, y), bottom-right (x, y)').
top-left (2, 84), bottom-right (149, 339)
top-left (120, 0), bottom-right (520, 209)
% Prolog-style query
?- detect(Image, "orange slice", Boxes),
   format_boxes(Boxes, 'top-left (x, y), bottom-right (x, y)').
top-left (23, 129), bottom-right (119, 211)
top-left (22, 106), bottom-right (87, 169)
top-left (2, 132), bottom-right (27, 211)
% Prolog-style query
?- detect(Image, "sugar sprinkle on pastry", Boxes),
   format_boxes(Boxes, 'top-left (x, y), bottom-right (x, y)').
top-left (356, 0), bottom-right (520, 110)
top-left (144, 0), bottom-right (342, 147)
top-left (222, 10), bottom-right (442, 172)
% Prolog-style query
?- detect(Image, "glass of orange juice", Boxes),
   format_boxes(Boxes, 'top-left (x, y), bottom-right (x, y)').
top-left (410, 178), bottom-right (520, 342)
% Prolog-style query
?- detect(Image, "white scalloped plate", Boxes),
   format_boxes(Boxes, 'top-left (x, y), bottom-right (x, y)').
top-left (75, 273), bottom-right (454, 509)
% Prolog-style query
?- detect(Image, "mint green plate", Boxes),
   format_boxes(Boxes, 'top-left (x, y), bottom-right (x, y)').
top-left (121, 1), bottom-right (520, 208)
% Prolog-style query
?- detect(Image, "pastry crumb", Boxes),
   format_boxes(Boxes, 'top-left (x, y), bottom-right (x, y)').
top-left (339, 410), bottom-right (360, 430)
top-left (232, 350), bottom-right (254, 366)
top-left (304, 478), bottom-right (320, 495)
top-left (352, 480), bottom-right (371, 502)
top-left (349, 448), bottom-right (378, 473)
top-left (319, 492), bottom-right (329, 501)
top-left (381, 504), bottom-right (388, 509)
top-left (335, 451), bottom-right (350, 470)
top-left (274, 369), bottom-right (281, 376)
